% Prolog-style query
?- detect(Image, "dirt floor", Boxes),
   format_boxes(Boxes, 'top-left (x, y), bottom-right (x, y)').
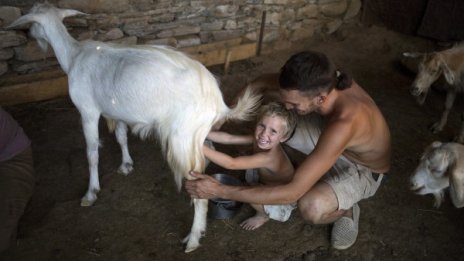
top-left (3, 21), bottom-right (464, 261)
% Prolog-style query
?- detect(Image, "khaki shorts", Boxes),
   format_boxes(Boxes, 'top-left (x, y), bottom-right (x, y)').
top-left (245, 169), bottom-right (297, 222)
top-left (322, 163), bottom-right (383, 210)
top-left (285, 114), bottom-right (383, 210)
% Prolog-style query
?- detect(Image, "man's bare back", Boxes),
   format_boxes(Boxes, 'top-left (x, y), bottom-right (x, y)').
top-left (329, 82), bottom-right (391, 173)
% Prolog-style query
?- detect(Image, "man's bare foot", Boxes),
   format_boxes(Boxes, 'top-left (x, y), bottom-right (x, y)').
top-left (240, 214), bottom-right (270, 230)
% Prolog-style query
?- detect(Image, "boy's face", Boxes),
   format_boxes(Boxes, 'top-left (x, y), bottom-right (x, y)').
top-left (254, 115), bottom-right (288, 150)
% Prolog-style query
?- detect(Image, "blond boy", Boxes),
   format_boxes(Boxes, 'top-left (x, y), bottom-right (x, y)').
top-left (204, 102), bottom-right (297, 230)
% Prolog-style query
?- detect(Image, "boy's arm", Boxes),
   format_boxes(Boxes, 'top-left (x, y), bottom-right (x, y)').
top-left (189, 119), bottom-right (354, 205)
top-left (203, 145), bottom-right (269, 170)
top-left (207, 131), bottom-right (253, 145)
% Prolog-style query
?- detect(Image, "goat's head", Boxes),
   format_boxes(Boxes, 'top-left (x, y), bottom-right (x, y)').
top-left (403, 52), bottom-right (452, 105)
top-left (7, 3), bottom-right (86, 52)
top-left (410, 141), bottom-right (452, 207)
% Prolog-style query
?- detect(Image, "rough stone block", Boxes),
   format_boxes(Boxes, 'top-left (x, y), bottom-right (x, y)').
top-left (0, 48), bottom-right (14, 60)
top-left (344, 0), bottom-right (361, 20)
top-left (264, 0), bottom-right (289, 4)
top-left (211, 5), bottom-right (239, 18)
top-left (296, 5), bottom-right (318, 20)
top-left (14, 40), bottom-right (56, 62)
top-left (0, 31), bottom-right (27, 49)
top-left (0, 6), bottom-right (21, 26)
top-left (176, 35), bottom-right (201, 48)
top-left (58, 0), bottom-right (130, 13)
top-left (324, 19), bottom-right (342, 34)
top-left (212, 29), bottom-right (245, 41)
top-left (290, 27), bottom-right (315, 41)
top-left (0, 61), bottom-right (7, 76)
top-left (224, 20), bottom-right (238, 30)
top-left (97, 28), bottom-right (124, 41)
top-left (108, 36), bottom-right (138, 45)
top-left (320, 0), bottom-right (348, 17)
top-left (201, 20), bottom-right (224, 31)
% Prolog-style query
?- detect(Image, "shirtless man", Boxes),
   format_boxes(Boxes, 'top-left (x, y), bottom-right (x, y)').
top-left (186, 50), bottom-right (391, 250)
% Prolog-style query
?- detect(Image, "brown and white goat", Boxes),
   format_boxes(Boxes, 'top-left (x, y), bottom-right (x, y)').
top-left (8, 3), bottom-right (261, 253)
top-left (410, 141), bottom-right (464, 208)
top-left (403, 45), bottom-right (464, 143)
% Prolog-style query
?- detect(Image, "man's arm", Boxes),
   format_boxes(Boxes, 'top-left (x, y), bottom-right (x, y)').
top-left (188, 118), bottom-right (354, 205)
top-left (203, 145), bottom-right (271, 170)
top-left (207, 131), bottom-right (253, 145)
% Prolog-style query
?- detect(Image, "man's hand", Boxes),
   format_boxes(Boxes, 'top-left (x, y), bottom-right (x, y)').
top-left (185, 171), bottom-right (221, 199)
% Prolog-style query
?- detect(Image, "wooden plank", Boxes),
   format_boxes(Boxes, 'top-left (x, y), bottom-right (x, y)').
top-left (180, 38), bottom-right (242, 54)
top-left (190, 42), bottom-right (257, 67)
top-left (0, 76), bottom-right (68, 106)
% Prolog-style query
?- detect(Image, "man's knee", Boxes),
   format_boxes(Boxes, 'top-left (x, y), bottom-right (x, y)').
top-left (298, 198), bottom-right (327, 224)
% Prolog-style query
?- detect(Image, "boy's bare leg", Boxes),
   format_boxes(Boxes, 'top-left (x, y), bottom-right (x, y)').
top-left (240, 203), bottom-right (270, 230)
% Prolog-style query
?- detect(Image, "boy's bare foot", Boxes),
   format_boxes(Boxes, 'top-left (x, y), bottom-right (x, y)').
top-left (240, 214), bottom-right (270, 230)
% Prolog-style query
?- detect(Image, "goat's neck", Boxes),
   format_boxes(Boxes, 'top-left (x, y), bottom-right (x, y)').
top-left (44, 20), bottom-right (79, 73)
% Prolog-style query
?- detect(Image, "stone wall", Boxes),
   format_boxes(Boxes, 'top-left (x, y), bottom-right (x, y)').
top-left (0, 0), bottom-right (361, 77)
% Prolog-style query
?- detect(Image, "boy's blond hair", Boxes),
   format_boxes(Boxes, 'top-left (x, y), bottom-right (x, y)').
top-left (257, 102), bottom-right (297, 140)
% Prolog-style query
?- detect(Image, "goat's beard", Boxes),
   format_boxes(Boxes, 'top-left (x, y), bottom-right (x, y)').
top-left (416, 90), bottom-right (428, 105)
top-left (36, 39), bottom-right (49, 53)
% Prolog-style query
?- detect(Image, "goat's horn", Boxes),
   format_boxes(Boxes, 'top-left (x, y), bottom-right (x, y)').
top-left (403, 52), bottom-right (423, 58)
top-left (6, 14), bottom-right (41, 29)
top-left (59, 9), bottom-right (87, 20)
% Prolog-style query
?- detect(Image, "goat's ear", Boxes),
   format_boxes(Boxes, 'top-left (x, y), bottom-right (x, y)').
top-left (440, 60), bottom-right (456, 84)
top-left (403, 52), bottom-right (424, 58)
top-left (6, 14), bottom-right (41, 29)
top-left (449, 158), bottom-right (464, 208)
top-left (58, 9), bottom-right (87, 20)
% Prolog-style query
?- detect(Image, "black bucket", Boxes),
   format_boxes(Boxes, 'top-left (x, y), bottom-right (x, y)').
top-left (208, 173), bottom-right (242, 220)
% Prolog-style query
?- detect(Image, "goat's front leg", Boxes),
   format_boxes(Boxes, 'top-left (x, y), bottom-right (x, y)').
top-left (80, 114), bottom-right (101, 207)
top-left (431, 90), bottom-right (456, 133)
top-left (115, 121), bottom-right (134, 175)
top-left (183, 198), bottom-right (208, 253)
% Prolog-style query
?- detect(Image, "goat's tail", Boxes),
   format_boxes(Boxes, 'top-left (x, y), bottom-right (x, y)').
top-left (157, 112), bottom-right (212, 191)
top-left (223, 87), bottom-right (262, 122)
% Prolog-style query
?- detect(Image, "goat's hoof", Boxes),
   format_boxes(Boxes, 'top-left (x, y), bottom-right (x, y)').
top-left (118, 163), bottom-right (134, 176)
top-left (80, 195), bottom-right (97, 207)
top-left (184, 243), bottom-right (200, 253)
top-left (182, 235), bottom-right (200, 253)
top-left (80, 199), bottom-right (94, 207)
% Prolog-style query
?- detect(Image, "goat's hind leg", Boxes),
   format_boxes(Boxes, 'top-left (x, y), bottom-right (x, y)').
top-left (183, 198), bottom-right (208, 253)
top-left (114, 121), bottom-right (134, 175)
top-left (80, 113), bottom-right (102, 207)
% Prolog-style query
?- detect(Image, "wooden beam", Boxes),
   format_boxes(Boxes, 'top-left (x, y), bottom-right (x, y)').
top-left (180, 38), bottom-right (242, 54)
top-left (0, 76), bottom-right (68, 106)
top-left (189, 42), bottom-right (257, 67)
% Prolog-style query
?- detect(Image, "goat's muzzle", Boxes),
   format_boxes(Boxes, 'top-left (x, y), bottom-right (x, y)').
top-left (410, 85), bottom-right (427, 105)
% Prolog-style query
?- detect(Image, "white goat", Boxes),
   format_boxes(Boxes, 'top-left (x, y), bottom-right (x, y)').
top-left (403, 45), bottom-right (464, 143)
top-left (8, 3), bottom-right (260, 253)
top-left (410, 141), bottom-right (464, 208)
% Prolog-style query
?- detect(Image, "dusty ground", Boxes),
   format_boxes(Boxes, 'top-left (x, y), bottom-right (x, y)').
top-left (4, 21), bottom-right (464, 261)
